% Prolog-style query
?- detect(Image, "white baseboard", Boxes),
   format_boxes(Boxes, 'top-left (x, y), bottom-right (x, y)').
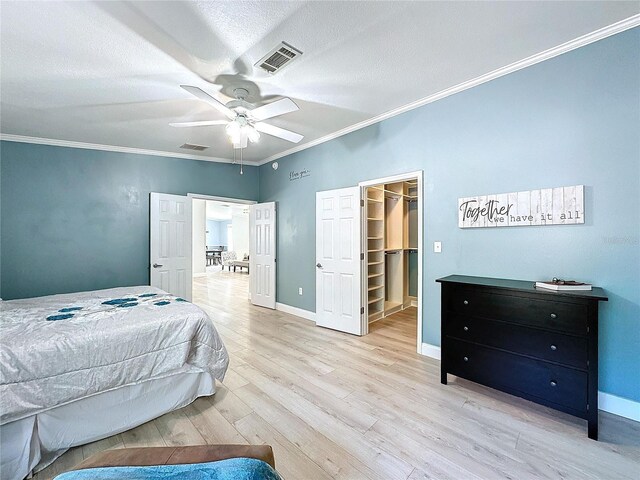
top-left (419, 343), bottom-right (639, 421)
top-left (192, 273), bottom-right (207, 278)
top-left (420, 342), bottom-right (441, 360)
top-left (276, 302), bottom-right (316, 322)
top-left (598, 392), bottom-right (640, 422)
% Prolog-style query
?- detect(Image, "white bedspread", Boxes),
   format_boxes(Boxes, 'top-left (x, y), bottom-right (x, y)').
top-left (0, 286), bottom-right (229, 425)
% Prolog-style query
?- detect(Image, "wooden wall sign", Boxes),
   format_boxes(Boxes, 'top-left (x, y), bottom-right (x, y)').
top-left (458, 185), bottom-right (584, 228)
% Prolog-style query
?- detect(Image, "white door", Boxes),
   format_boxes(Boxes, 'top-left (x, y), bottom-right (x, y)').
top-left (315, 187), bottom-right (362, 335)
top-left (250, 202), bottom-right (276, 309)
top-left (150, 193), bottom-right (192, 300)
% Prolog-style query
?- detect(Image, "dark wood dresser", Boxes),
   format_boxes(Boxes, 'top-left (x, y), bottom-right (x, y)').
top-left (437, 275), bottom-right (607, 440)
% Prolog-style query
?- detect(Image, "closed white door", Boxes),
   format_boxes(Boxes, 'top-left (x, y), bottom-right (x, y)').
top-left (150, 193), bottom-right (192, 300)
top-left (315, 187), bottom-right (362, 335)
top-left (250, 202), bottom-right (276, 309)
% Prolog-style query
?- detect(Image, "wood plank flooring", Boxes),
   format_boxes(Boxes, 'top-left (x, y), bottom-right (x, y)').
top-left (34, 270), bottom-right (640, 479)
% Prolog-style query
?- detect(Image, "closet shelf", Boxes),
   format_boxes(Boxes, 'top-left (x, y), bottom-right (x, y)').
top-left (368, 261), bottom-right (384, 266)
top-left (384, 190), bottom-right (402, 200)
top-left (367, 198), bottom-right (383, 204)
top-left (367, 217), bottom-right (383, 221)
top-left (367, 248), bottom-right (384, 253)
top-left (368, 295), bottom-right (384, 304)
top-left (368, 236), bottom-right (383, 240)
top-left (368, 285), bottom-right (384, 292)
top-left (368, 272), bottom-right (384, 279)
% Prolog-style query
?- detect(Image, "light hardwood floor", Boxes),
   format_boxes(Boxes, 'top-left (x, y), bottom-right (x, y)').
top-left (34, 270), bottom-right (640, 479)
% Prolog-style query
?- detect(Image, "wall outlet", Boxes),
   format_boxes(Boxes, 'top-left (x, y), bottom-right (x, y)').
top-left (434, 241), bottom-right (442, 253)
top-left (298, 287), bottom-right (303, 295)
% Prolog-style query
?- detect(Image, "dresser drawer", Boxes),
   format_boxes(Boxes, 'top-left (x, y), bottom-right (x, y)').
top-left (444, 338), bottom-right (588, 413)
top-left (446, 287), bottom-right (587, 335)
top-left (444, 314), bottom-right (588, 369)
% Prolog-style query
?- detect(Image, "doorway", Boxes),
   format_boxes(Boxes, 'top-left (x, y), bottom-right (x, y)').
top-left (360, 172), bottom-right (422, 353)
top-left (189, 194), bottom-right (255, 300)
top-left (314, 171), bottom-right (423, 353)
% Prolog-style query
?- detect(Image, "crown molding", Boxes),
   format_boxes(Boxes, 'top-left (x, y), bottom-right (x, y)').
top-left (0, 133), bottom-right (258, 165)
top-left (258, 15), bottom-right (640, 166)
top-left (1, 16), bottom-right (637, 167)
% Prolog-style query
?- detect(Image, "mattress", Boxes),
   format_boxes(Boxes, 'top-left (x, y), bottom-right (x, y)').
top-left (0, 286), bottom-right (229, 424)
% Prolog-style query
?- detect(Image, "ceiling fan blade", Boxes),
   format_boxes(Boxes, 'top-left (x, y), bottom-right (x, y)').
top-left (250, 97), bottom-right (299, 122)
top-left (169, 120), bottom-right (227, 127)
top-left (180, 85), bottom-right (236, 120)
top-left (233, 129), bottom-right (248, 149)
top-left (254, 122), bottom-right (303, 143)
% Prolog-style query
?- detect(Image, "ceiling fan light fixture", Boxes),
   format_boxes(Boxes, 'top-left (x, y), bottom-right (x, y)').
top-left (172, 84), bottom-right (303, 153)
top-left (247, 127), bottom-right (260, 143)
top-left (225, 121), bottom-right (240, 136)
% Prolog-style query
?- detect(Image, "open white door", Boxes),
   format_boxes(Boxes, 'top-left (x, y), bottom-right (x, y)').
top-left (150, 192), bottom-right (192, 300)
top-left (250, 202), bottom-right (276, 309)
top-left (315, 187), bottom-right (362, 335)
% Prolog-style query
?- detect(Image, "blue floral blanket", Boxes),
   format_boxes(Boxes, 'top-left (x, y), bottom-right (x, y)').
top-left (53, 458), bottom-right (281, 480)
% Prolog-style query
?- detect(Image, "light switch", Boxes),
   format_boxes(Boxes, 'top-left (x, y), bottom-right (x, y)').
top-left (434, 241), bottom-right (442, 253)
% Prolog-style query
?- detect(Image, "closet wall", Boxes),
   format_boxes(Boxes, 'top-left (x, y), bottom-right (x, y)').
top-left (366, 180), bottom-right (418, 323)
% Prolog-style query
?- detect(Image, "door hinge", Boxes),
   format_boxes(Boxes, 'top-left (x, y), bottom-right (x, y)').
top-left (360, 253), bottom-right (365, 260)
top-left (360, 199), bottom-right (365, 207)
top-left (586, 403), bottom-right (589, 412)
top-left (361, 307), bottom-right (365, 315)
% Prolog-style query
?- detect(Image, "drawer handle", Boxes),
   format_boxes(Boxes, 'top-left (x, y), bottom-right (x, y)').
top-left (550, 313), bottom-right (557, 319)
top-left (463, 300), bottom-right (469, 305)
top-left (463, 356), bottom-right (469, 362)
top-left (550, 380), bottom-right (557, 387)
top-left (550, 344), bottom-right (557, 351)
top-left (463, 326), bottom-right (469, 332)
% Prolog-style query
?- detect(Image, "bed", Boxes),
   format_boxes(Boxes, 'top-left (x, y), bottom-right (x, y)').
top-left (0, 286), bottom-right (229, 480)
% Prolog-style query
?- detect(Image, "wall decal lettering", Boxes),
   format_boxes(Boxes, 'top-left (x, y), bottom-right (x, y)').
top-left (289, 168), bottom-right (311, 181)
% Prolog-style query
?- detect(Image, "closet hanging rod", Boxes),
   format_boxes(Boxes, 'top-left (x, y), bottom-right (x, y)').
top-left (385, 251), bottom-right (400, 255)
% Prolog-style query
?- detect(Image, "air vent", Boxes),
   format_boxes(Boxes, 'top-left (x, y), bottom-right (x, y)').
top-left (255, 41), bottom-right (302, 74)
top-left (180, 143), bottom-right (208, 151)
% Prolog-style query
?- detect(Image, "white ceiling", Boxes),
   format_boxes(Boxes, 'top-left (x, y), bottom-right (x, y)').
top-left (206, 201), bottom-right (248, 221)
top-left (1, 1), bottom-right (638, 165)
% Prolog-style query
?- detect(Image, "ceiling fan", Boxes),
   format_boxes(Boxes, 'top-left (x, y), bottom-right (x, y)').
top-left (170, 85), bottom-right (303, 149)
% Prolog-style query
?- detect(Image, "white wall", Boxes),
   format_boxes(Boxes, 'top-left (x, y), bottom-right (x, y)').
top-left (192, 198), bottom-right (206, 276)
top-left (231, 212), bottom-right (250, 259)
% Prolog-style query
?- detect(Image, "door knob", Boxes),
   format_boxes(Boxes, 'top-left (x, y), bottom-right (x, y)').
top-left (316, 263), bottom-right (323, 268)
top-left (153, 263), bottom-right (163, 268)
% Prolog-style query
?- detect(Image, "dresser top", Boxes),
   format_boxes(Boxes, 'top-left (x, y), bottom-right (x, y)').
top-left (436, 275), bottom-right (608, 301)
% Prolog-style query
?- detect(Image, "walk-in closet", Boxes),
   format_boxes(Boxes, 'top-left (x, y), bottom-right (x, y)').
top-left (365, 179), bottom-right (419, 324)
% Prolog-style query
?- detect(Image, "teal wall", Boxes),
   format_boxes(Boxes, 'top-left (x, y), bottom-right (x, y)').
top-left (0, 142), bottom-right (258, 300)
top-left (259, 29), bottom-right (640, 401)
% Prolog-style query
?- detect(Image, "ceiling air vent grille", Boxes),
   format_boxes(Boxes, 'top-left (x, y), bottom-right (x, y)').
top-left (180, 143), bottom-right (208, 151)
top-left (256, 42), bottom-right (302, 74)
